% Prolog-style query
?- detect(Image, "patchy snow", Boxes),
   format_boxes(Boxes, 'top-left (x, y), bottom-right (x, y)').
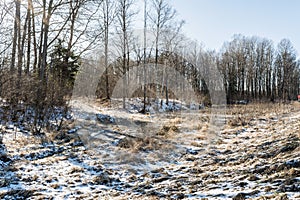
top-left (96, 113), bottom-right (116, 123)
top-left (0, 99), bottom-right (299, 199)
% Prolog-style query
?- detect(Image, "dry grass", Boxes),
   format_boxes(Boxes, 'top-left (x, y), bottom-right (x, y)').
top-left (117, 136), bottom-right (164, 152)
top-left (254, 193), bottom-right (289, 200)
top-left (169, 117), bottom-right (182, 124)
top-left (190, 141), bottom-right (203, 147)
top-left (92, 172), bottom-right (112, 185)
top-left (0, 189), bottom-right (36, 199)
top-left (156, 124), bottom-right (179, 137)
top-left (69, 166), bottom-right (84, 174)
top-left (95, 98), bottom-right (112, 108)
top-left (226, 101), bottom-right (299, 128)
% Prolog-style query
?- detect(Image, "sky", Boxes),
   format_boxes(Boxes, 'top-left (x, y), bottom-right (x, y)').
top-left (170, 0), bottom-right (300, 55)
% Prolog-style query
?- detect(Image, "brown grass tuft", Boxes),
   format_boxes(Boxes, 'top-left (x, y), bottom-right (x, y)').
top-left (117, 136), bottom-right (163, 152)
top-left (157, 124), bottom-right (179, 137)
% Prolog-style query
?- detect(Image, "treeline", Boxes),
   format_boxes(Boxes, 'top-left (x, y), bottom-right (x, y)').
top-left (0, 0), bottom-right (187, 131)
top-left (0, 0), bottom-right (98, 133)
top-left (93, 34), bottom-right (300, 105)
top-left (0, 0), bottom-right (299, 125)
top-left (219, 35), bottom-right (300, 103)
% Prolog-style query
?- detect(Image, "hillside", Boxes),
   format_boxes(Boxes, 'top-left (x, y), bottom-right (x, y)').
top-left (0, 99), bottom-right (300, 199)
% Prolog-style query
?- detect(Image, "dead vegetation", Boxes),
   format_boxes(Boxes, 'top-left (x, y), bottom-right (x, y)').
top-left (0, 189), bottom-right (36, 199)
top-left (117, 136), bottom-right (164, 152)
top-left (0, 100), bottom-right (299, 199)
top-left (226, 102), bottom-right (300, 128)
top-left (156, 124), bottom-right (179, 137)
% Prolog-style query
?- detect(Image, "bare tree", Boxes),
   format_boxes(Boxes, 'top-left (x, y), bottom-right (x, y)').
top-left (10, 0), bottom-right (21, 73)
top-left (0, 0), bottom-right (14, 55)
top-left (100, 0), bottom-right (116, 100)
top-left (161, 20), bottom-right (184, 103)
top-left (275, 39), bottom-right (298, 101)
top-left (142, 0), bottom-right (147, 112)
top-left (148, 0), bottom-right (176, 98)
top-left (115, 0), bottom-right (137, 108)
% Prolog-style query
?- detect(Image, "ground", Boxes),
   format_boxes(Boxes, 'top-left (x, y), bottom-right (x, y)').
top-left (0, 98), bottom-right (299, 199)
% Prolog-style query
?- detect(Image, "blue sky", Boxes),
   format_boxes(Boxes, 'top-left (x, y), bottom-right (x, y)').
top-left (171, 0), bottom-right (300, 54)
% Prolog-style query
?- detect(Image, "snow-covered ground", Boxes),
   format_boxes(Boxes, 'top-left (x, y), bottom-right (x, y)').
top-left (0, 98), bottom-right (299, 199)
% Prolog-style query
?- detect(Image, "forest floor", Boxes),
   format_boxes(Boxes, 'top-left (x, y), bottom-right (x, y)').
top-left (0, 98), bottom-right (300, 199)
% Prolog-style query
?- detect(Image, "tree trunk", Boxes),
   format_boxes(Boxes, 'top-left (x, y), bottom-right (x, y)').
top-left (142, 0), bottom-right (147, 113)
top-left (26, 0), bottom-right (32, 74)
top-left (10, 0), bottom-right (21, 72)
top-left (40, 0), bottom-right (53, 81)
top-left (30, 0), bottom-right (38, 73)
top-left (104, 0), bottom-right (110, 99)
